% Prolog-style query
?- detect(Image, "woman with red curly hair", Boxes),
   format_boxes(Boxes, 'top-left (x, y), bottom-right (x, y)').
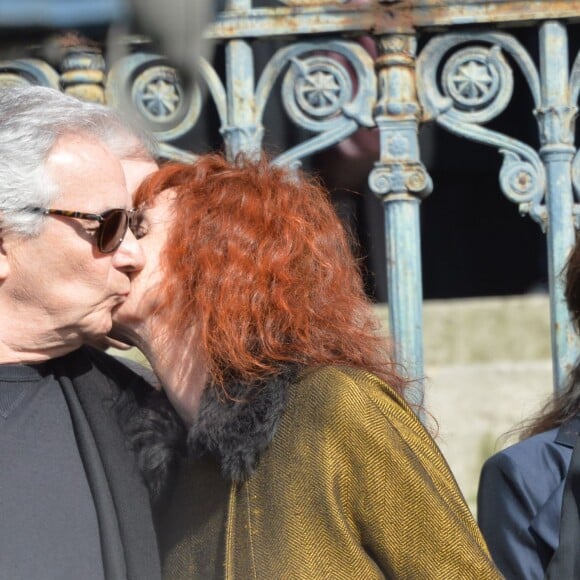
top-left (113, 153), bottom-right (499, 579)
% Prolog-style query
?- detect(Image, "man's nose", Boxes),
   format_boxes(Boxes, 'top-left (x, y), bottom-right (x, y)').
top-left (112, 228), bottom-right (146, 272)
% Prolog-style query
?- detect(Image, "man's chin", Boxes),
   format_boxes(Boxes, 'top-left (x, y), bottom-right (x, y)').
top-left (86, 334), bottom-right (133, 351)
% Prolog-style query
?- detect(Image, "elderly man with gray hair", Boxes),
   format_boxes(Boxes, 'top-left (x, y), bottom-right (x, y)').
top-left (0, 86), bottom-right (161, 580)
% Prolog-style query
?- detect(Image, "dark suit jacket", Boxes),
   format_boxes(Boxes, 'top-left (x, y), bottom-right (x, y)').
top-left (53, 347), bottom-right (161, 580)
top-left (477, 419), bottom-right (580, 580)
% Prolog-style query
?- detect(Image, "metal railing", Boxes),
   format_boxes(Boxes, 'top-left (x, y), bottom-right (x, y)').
top-left (2, 0), bottom-right (580, 408)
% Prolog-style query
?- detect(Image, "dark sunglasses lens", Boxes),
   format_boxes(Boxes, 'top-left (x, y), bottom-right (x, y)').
top-left (99, 210), bottom-right (128, 253)
top-left (128, 210), bottom-right (142, 237)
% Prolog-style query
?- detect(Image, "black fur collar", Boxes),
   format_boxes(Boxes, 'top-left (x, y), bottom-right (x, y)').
top-left (186, 367), bottom-right (298, 482)
top-left (116, 388), bottom-right (186, 501)
top-left (121, 366), bottom-right (298, 498)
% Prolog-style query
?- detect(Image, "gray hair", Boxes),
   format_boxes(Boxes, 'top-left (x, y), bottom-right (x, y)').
top-left (0, 86), bottom-right (156, 236)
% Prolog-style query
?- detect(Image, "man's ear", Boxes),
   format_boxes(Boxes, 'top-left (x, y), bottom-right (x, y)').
top-left (0, 233), bottom-right (11, 281)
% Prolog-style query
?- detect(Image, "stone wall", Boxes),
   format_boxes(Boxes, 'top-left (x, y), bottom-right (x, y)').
top-left (377, 295), bottom-right (553, 514)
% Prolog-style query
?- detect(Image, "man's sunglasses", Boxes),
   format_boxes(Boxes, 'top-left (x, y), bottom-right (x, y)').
top-left (29, 207), bottom-right (141, 254)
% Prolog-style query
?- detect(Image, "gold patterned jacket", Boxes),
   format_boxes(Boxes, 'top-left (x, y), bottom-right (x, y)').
top-left (156, 366), bottom-right (501, 579)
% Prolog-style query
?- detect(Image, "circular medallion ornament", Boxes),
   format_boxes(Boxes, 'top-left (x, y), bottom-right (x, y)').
top-left (441, 45), bottom-right (513, 123)
top-left (107, 54), bottom-right (202, 141)
top-left (132, 65), bottom-right (182, 123)
top-left (282, 55), bottom-right (353, 131)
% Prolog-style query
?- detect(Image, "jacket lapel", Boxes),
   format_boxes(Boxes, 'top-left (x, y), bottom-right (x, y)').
top-left (59, 366), bottom-right (128, 579)
top-left (55, 348), bottom-right (161, 580)
top-left (530, 417), bottom-right (580, 565)
top-left (545, 420), bottom-right (580, 579)
top-left (529, 480), bottom-right (566, 554)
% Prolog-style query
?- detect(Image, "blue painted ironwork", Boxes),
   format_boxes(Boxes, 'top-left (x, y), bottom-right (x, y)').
top-left (2, 0), bottom-right (580, 403)
top-left (538, 22), bottom-right (578, 389)
top-left (416, 21), bottom-right (580, 389)
top-left (0, 58), bottom-right (59, 90)
top-left (370, 33), bottom-right (432, 408)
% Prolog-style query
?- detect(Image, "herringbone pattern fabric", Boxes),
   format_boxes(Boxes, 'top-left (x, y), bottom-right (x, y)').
top-left (160, 366), bottom-right (501, 579)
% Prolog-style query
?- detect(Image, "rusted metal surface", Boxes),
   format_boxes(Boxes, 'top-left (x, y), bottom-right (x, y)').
top-left (369, 33), bottom-right (431, 398)
top-left (410, 0), bottom-right (580, 28)
top-left (205, 1), bottom-right (580, 40)
top-left (205, 6), bottom-right (377, 40)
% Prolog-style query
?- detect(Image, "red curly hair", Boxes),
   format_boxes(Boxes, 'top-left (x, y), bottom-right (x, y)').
top-left (135, 153), bottom-right (405, 394)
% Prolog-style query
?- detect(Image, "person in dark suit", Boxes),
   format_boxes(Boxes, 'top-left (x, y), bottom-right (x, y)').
top-left (0, 86), bottom-right (163, 580)
top-left (478, 236), bottom-right (580, 580)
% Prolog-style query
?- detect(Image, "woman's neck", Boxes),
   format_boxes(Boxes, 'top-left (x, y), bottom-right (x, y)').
top-left (137, 322), bottom-right (208, 427)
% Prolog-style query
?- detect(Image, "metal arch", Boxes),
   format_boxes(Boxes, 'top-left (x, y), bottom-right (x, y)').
top-left (253, 40), bottom-right (377, 166)
top-left (416, 32), bottom-right (547, 224)
top-left (416, 22), bottom-right (580, 389)
top-left (0, 58), bottom-right (60, 89)
top-left (106, 53), bottom-right (227, 161)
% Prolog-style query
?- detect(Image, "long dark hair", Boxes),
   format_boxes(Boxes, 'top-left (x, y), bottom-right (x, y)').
top-left (520, 236), bottom-right (580, 439)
